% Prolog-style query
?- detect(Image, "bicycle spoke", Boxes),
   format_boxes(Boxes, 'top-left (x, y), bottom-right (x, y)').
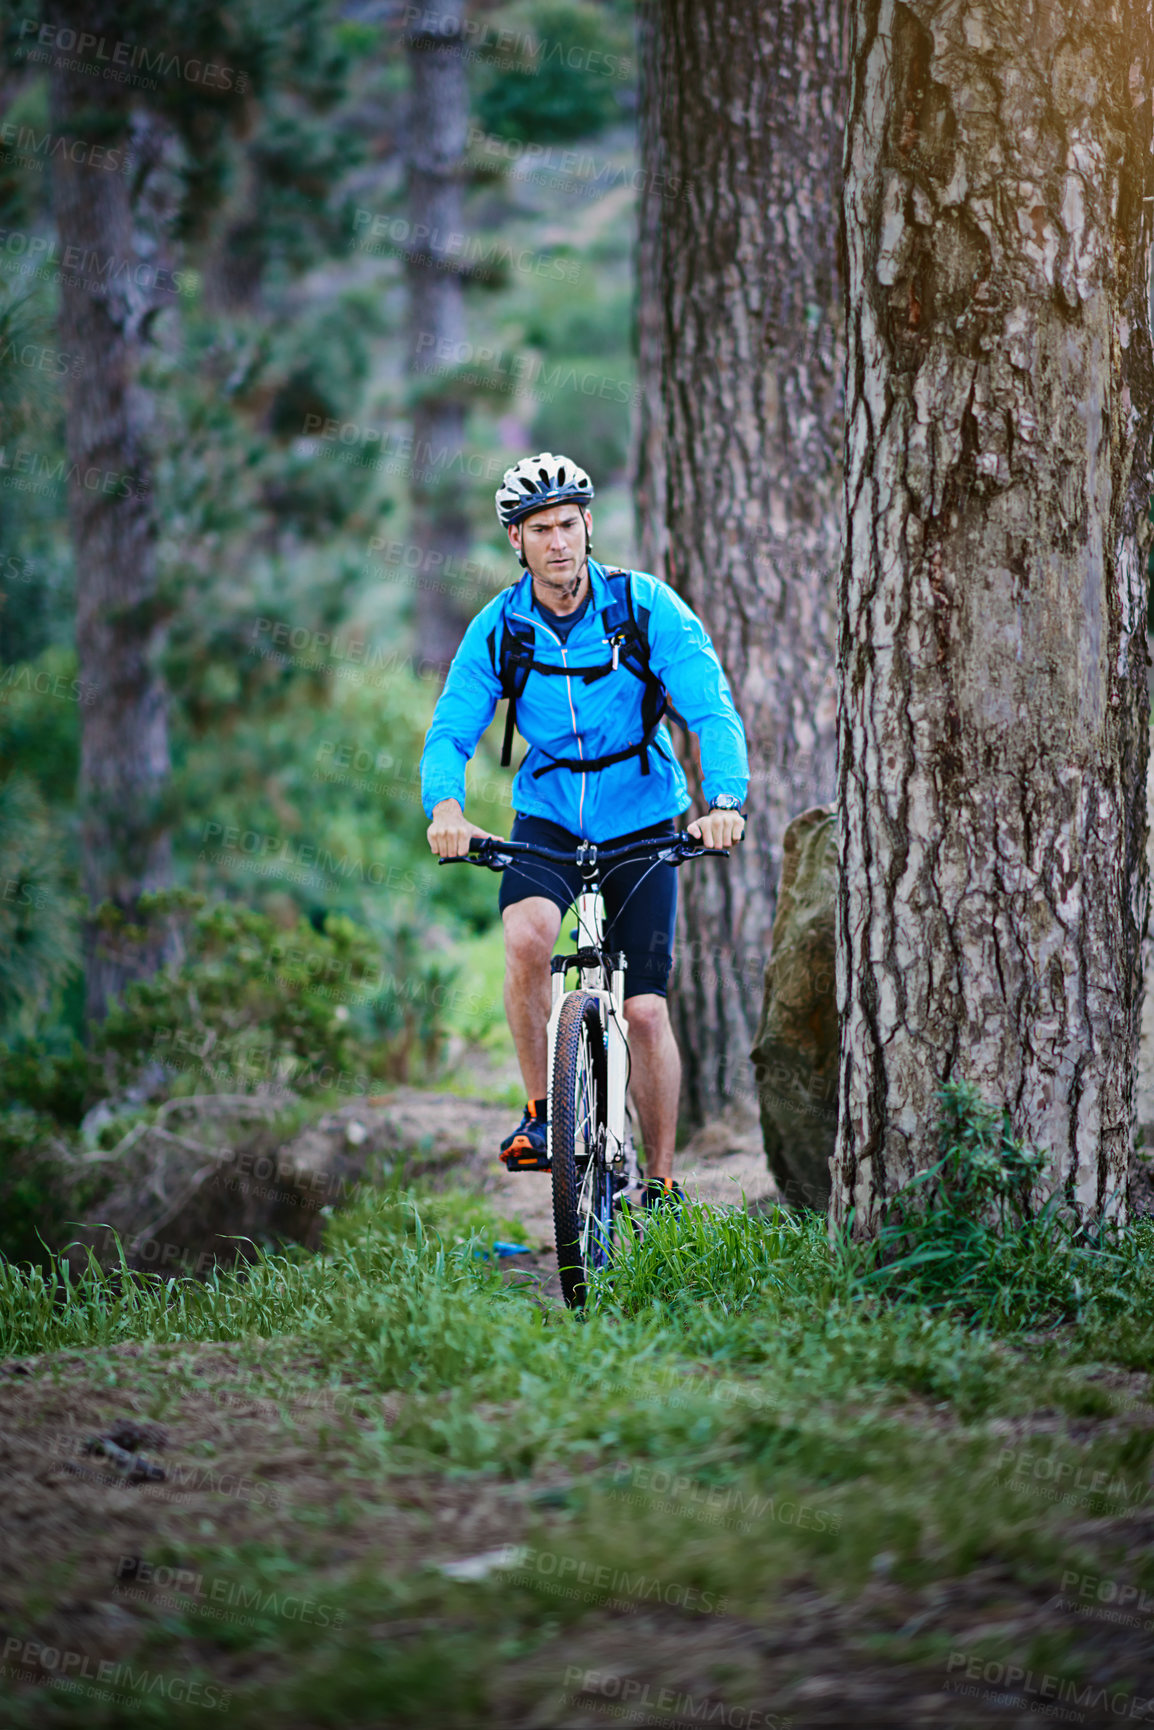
top-left (550, 993), bottom-right (610, 1308)
top-left (574, 1037), bottom-right (608, 1267)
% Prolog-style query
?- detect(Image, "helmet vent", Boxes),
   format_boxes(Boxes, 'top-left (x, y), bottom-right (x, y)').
top-left (494, 451), bottom-right (595, 528)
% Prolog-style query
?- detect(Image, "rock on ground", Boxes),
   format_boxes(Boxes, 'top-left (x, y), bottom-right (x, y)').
top-left (73, 1087), bottom-right (779, 1277)
top-left (750, 806), bottom-right (838, 1211)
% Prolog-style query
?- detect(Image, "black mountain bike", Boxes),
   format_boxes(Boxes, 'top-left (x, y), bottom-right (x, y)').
top-left (444, 831), bottom-right (728, 1307)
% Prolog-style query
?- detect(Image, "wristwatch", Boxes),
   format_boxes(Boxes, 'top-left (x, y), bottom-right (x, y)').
top-left (709, 794), bottom-right (743, 811)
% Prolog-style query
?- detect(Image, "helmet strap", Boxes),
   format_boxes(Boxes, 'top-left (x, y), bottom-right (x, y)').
top-left (567, 521), bottom-right (593, 597)
top-left (556, 517), bottom-right (592, 598)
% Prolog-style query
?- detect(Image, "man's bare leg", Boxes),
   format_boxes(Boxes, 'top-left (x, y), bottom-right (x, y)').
top-left (502, 897), bottom-right (562, 1102)
top-left (504, 917), bottom-right (680, 1179)
top-left (623, 992), bottom-right (680, 1184)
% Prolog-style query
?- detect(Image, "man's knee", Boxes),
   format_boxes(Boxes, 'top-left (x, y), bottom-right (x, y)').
top-left (625, 993), bottom-right (670, 1040)
top-left (503, 900), bottom-right (559, 969)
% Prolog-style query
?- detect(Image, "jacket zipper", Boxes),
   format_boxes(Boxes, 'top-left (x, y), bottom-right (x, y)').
top-left (509, 606), bottom-right (587, 832)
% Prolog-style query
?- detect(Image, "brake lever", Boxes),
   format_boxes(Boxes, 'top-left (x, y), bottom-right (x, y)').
top-left (440, 839), bottom-right (491, 867)
top-left (439, 847), bottom-right (513, 871)
top-left (658, 842), bottom-right (731, 865)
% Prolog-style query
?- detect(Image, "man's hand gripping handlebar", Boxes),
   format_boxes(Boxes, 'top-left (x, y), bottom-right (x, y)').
top-left (426, 797), bottom-right (499, 860)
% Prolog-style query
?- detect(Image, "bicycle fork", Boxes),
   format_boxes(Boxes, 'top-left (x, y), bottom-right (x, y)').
top-left (603, 966), bottom-right (636, 1182)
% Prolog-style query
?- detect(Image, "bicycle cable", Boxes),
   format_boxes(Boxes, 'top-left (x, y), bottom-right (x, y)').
top-left (567, 848), bottom-right (677, 961)
top-left (505, 855), bottom-right (588, 911)
top-left (595, 851), bottom-right (678, 936)
top-left (472, 836), bottom-right (696, 969)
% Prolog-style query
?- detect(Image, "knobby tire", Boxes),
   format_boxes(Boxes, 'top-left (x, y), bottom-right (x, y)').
top-left (551, 991), bottom-right (610, 1310)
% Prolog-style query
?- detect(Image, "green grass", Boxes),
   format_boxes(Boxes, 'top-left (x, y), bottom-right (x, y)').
top-left (6, 1135), bottom-right (1154, 1726)
top-left (6, 1165), bottom-right (1154, 1416)
top-left (4, 1178), bottom-right (1152, 1455)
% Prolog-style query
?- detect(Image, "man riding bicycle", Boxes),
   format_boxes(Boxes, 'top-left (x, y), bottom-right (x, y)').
top-left (421, 452), bottom-right (748, 1206)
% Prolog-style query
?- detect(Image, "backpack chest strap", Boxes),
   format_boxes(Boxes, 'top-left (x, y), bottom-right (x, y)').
top-left (491, 570), bottom-right (677, 771)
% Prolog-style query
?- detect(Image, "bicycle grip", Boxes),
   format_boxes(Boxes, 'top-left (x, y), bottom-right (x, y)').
top-left (439, 836), bottom-right (492, 865)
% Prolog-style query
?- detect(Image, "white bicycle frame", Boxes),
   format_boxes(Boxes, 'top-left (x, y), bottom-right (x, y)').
top-left (545, 888), bottom-right (639, 1185)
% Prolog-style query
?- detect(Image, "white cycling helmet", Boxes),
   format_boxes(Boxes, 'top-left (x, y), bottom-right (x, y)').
top-left (495, 451), bottom-right (594, 528)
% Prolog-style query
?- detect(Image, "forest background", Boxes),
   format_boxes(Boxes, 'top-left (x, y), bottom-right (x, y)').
top-left (4, 0), bottom-right (1154, 1272)
top-left (9, 5), bottom-right (1154, 1724)
top-left (0, 0), bottom-right (660, 1261)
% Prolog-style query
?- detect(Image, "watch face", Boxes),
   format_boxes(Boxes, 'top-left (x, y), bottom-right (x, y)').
top-left (711, 795), bottom-right (741, 810)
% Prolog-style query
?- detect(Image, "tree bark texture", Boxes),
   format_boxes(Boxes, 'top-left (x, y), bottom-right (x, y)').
top-left (1134, 742), bottom-right (1154, 1213)
top-left (638, 0), bottom-right (848, 1126)
top-left (48, 4), bottom-right (171, 1026)
top-left (406, 2), bottom-right (472, 670)
top-left (833, 0), bottom-right (1154, 1234)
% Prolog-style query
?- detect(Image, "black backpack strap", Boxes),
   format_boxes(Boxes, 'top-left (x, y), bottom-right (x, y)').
top-left (494, 569), bottom-right (690, 777)
top-left (529, 729), bottom-right (675, 780)
top-left (605, 574), bottom-right (688, 775)
top-left (490, 604), bottom-right (536, 768)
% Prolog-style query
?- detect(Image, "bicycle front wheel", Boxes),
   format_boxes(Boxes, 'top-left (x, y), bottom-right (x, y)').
top-left (550, 991), bottom-right (611, 1310)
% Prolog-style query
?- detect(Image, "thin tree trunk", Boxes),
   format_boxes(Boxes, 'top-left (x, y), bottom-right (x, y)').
top-left (48, 5), bottom-right (171, 1026)
top-left (632, 0), bottom-right (667, 583)
top-left (833, 0), bottom-right (1154, 1234)
top-left (405, 2), bottom-right (472, 670)
top-left (638, 0), bottom-right (847, 1126)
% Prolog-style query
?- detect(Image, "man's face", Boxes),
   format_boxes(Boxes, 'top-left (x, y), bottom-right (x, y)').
top-left (509, 503), bottom-right (593, 596)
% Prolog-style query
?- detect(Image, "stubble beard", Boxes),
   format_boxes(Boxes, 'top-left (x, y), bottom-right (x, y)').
top-left (532, 549), bottom-right (588, 605)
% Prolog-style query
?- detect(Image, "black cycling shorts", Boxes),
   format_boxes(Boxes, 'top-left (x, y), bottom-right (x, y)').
top-left (497, 814), bottom-right (678, 999)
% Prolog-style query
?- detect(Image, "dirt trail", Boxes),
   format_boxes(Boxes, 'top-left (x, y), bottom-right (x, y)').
top-left (472, 1098), bottom-right (777, 1254)
top-left (429, 1091), bottom-right (779, 1306)
top-left (2, 1339), bottom-right (1149, 1728)
top-left (68, 1084), bottom-right (780, 1307)
top-left (7, 1099), bottom-right (1154, 1727)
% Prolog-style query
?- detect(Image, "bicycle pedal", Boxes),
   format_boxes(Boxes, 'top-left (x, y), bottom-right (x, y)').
top-left (500, 1146), bottom-right (552, 1172)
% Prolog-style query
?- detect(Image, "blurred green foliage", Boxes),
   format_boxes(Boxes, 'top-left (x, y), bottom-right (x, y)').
top-left (94, 892), bottom-right (447, 1094)
top-left (474, 1), bottom-right (633, 143)
top-left (0, 772), bottom-right (81, 1034)
top-left (0, 647), bottom-right (83, 803)
top-left (0, 1106), bottom-right (99, 1267)
top-left (0, 0), bottom-right (639, 1268)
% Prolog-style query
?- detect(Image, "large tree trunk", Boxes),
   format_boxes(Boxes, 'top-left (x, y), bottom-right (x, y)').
top-left (833, 0), bottom-right (1154, 1234)
top-left (1135, 744), bottom-right (1154, 1213)
top-left (638, 0), bottom-right (848, 1126)
top-left (49, 6), bottom-right (172, 1026)
top-left (405, 2), bottom-right (472, 670)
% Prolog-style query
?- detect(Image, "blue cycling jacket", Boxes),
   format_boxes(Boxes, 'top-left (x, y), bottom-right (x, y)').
top-left (420, 559), bottom-right (749, 840)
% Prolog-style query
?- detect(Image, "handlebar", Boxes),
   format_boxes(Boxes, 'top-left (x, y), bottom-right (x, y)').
top-left (438, 832), bottom-right (730, 872)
